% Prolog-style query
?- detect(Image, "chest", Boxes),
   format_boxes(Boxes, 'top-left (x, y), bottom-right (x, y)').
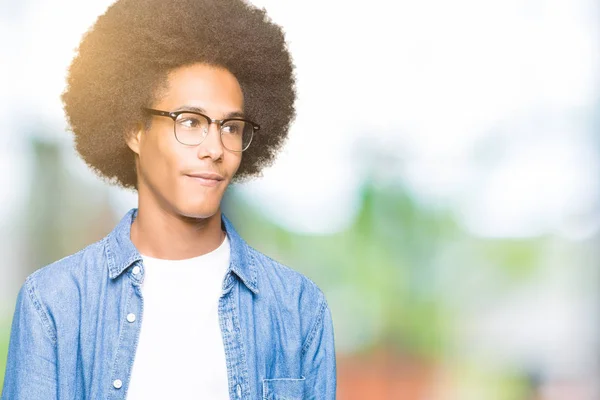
top-left (69, 273), bottom-right (305, 399)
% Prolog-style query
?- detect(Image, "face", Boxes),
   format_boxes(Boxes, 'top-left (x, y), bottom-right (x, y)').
top-left (127, 63), bottom-right (244, 219)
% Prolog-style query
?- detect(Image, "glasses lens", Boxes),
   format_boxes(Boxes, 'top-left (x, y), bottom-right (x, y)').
top-left (221, 120), bottom-right (254, 152)
top-left (175, 113), bottom-right (209, 145)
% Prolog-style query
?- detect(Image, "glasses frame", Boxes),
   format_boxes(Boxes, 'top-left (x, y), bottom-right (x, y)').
top-left (143, 107), bottom-right (260, 152)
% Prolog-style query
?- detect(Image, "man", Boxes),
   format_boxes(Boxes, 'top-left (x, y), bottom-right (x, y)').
top-left (1, 0), bottom-right (336, 398)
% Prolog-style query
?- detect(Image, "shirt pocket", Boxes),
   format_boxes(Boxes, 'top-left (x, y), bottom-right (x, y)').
top-left (262, 376), bottom-right (306, 400)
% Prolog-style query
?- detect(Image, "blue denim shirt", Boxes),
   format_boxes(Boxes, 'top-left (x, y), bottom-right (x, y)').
top-left (1, 208), bottom-right (336, 399)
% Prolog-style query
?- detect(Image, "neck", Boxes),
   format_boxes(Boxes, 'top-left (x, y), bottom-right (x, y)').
top-left (130, 197), bottom-right (225, 261)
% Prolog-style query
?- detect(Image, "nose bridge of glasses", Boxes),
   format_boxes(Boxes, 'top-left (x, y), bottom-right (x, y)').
top-left (200, 115), bottom-right (223, 133)
top-left (214, 119), bottom-right (225, 131)
top-left (202, 118), bottom-right (226, 149)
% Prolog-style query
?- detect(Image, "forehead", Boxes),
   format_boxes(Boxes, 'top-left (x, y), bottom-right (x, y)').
top-left (156, 63), bottom-right (244, 113)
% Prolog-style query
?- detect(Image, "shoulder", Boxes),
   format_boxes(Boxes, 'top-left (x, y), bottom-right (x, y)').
top-left (24, 238), bottom-right (107, 310)
top-left (248, 246), bottom-right (326, 302)
top-left (247, 245), bottom-right (328, 319)
top-left (12, 238), bottom-right (107, 340)
top-left (246, 245), bottom-right (332, 351)
top-left (29, 238), bottom-right (106, 287)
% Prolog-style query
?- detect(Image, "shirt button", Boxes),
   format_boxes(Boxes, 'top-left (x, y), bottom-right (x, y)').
top-left (113, 379), bottom-right (123, 389)
top-left (127, 313), bottom-right (136, 323)
top-left (132, 266), bottom-right (141, 275)
top-left (236, 384), bottom-right (242, 397)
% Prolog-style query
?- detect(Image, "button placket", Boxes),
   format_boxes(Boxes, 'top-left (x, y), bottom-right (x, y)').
top-left (219, 281), bottom-right (250, 400)
top-left (110, 277), bottom-right (144, 395)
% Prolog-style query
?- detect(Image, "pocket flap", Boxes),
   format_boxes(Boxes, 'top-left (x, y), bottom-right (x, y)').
top-left (262, 376), bottom-right (306, 400)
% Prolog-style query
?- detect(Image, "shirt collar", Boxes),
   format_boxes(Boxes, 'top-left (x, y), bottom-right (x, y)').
top-left (105, 208), bottom-right (259, 295)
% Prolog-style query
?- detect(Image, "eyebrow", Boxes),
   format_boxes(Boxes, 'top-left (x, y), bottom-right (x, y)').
top-left (173, 105), bottom-right (246, 119)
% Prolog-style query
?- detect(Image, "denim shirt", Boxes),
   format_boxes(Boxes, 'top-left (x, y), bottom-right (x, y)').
top-left (1, 208), bottom-right (336, 399)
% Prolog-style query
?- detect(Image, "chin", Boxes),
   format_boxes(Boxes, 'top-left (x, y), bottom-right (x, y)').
top-left (176, 199), bottom-right (220, 220)
top-left (170, 182), bottom-right (225, 219)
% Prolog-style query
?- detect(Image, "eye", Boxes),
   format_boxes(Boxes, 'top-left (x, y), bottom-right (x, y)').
top-left (176, 113), bottom-right (205, 129)
top-left (222, 121), bottom-right (243, 135)
top-left (179, 118), bottom-right (201, 129)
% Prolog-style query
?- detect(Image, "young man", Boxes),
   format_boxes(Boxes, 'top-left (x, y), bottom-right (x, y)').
top-left (1, 0), bottom-right (336, 399)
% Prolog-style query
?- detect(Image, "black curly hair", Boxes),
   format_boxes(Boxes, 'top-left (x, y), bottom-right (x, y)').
top-left (62, 0), bottom-right (296, 191)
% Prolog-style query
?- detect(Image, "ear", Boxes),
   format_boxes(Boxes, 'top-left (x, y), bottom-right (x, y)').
top-left (126, 122), bottom-right (144, 155)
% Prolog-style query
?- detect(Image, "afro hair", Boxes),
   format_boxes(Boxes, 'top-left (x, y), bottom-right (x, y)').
top-left (62, 0), bottom-right (296, 190)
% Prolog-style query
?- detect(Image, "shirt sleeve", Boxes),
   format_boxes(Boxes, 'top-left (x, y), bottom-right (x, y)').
top-left (1, 276), bottom-right (58, 400)
top-left (301, 293), bottom-right (337, 400)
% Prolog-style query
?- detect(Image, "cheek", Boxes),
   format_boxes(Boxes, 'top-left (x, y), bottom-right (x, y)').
top-left (139, 132), bottom-right (181, 190)
top-left (227, 152), bottom-right (243, 177)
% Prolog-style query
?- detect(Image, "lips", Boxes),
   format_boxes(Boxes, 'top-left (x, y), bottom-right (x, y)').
top-left (186, 172), bottom-right (225, 181)
top-left (185, 172), bottom-right (225, 187)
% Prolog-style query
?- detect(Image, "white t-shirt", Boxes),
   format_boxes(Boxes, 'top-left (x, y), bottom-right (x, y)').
top-left (126, 234), bottom-right (231, 399)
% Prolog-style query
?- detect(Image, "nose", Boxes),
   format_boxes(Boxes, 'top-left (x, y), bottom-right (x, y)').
top-left (197, 121), bottom-right (224, 160)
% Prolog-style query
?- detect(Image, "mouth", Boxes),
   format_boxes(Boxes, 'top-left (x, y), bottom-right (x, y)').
top-left (185, 172), bottom-right (225, 187)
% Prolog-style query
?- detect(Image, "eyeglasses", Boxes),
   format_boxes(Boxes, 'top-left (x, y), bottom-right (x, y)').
top-left (143, 108), bottom-right (260, 152)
